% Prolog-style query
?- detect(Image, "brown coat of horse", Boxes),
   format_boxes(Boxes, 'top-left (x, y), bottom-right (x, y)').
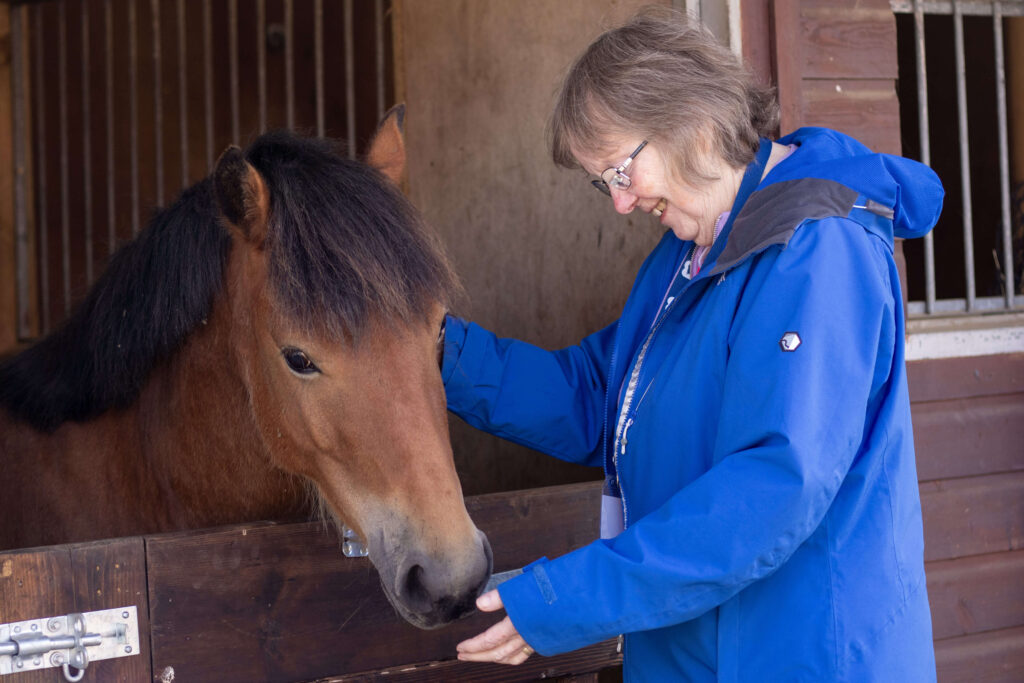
top-left (0, 108), bottom-right (492, 629)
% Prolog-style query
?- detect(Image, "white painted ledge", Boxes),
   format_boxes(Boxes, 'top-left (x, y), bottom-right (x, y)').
top-left (905, 312), bottom-right (1024, 360)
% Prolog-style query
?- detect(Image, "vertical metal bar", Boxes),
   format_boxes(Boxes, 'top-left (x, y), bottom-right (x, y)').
top-left (32, 5), bottom-right (49, 333)
top-left (315, 0), bottom-right (324, 137)
top-left (105, 0), bottom-right (116, 256)
top-left (177, 0), bottom-right (189, 188)
top-left (257, 0), bottom-right (266, 133)
top-left (58, 2), bottom-right (70, 315)
top-left (129, 0), bottom-right (140, 236)
top-left (82, 2), bottom-right (94, 285)
top-left (12, 6), bottom-right (30, 339)
top-left (993, 2), bottom-right (1015, 307)
top-left (344, 0), bottom-right (355, 157)
top-left (953, 0), bottom-right (976, 311)
top-left (229, 0), bottom-right (239, 143)
top-left (203, 0), bottom-right (214, 169)
top-left (913, 0), bottom-right (936, 314)
top-left (285, 0), bottom-right (294, 130)
top-left (152, 0), bottom-right (164, 207)
top-left (375, 0), bottom-right (384, 118)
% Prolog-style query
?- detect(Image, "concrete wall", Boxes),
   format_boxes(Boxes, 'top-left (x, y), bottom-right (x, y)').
top-left (395, 0), bottom-right (667, 494)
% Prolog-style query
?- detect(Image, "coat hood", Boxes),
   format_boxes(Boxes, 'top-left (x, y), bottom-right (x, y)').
top-left (769, 127), bottom-right (944, 240)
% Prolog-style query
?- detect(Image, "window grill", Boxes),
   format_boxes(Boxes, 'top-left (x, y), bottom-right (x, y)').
top-left (891, 0), bottom-right (1024, 316)
top-left (9, 0), bottom-right (395, 340)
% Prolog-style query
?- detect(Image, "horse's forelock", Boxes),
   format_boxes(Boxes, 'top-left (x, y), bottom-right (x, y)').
top-left (247, 132), bottom-right (460, 342)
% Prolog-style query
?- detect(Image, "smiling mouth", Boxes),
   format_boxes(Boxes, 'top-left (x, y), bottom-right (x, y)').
top-left (652, 198), bottom-right (668, 217)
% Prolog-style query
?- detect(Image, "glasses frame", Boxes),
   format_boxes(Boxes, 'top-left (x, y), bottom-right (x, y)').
top-left (591, 140), bottom-right (649, 196)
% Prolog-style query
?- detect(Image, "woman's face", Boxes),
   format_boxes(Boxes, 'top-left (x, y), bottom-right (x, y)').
top-left (576, 137), bottom-right (742, 246)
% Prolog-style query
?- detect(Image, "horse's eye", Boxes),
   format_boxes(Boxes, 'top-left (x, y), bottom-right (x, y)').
top-left (282, 347), bottom-right (319, 375)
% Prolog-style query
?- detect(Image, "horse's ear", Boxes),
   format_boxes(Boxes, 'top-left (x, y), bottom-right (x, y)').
top-left (213, 146), bottom-right (270, 245)
top-left (366, 103), bottom-right (407, 187)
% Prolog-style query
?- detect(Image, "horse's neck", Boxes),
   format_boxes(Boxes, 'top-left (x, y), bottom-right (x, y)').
top-left (135, 307), bottom-right (308, 530)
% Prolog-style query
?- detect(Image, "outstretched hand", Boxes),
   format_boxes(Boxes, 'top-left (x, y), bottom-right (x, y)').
top-left (456, 590), bottom-right (535, 665)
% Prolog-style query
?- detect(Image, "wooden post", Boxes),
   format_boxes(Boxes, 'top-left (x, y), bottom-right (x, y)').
top-left (0, 3), bottom-right (16, 352)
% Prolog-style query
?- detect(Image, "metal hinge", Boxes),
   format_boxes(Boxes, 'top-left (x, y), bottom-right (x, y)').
top-left (0, 606), bottom-right (140, 682)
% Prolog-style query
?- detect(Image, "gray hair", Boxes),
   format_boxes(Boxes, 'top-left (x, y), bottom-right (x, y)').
top-left (550, 6), bottom-right (779, 185)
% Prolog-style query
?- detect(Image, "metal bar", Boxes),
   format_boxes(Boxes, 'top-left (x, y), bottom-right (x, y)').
top-left (203, 0), bottom-right (214, 170)
top-left (953, 1), bottom-right (976, 310)
top-left (344, 0), bottom-right (355, 156)
top-left (105, 0), bottom-right (116, 257)
top-left (375, 0), bottom-right (384, 118)
top-left (12, 6), bottom-right (31, 339)
top-left (129, 0), bottom-right (140, 236)
top-left (82, 2), bottom-right (94, 285)
top-left (908, 294), bottom-right (1024, 315)
top-left (32, 4), bottom-right (48, 333)
top-left (152, 0), bottom-right (164, 207)
top-left (994, 2), bottom-right (1015, 306)
top-left (892, 1), bottom-right (1024, 16)
top-left (229, 0), bottom-right (239, 143)
top-left (913, 0), bottom-right (937, 313)
top-left (58, 2), bottom-right (70, 315)
top-left (177, 0), bottom-right (188, 188)
top-left (257, 0), bottom-right (266, 133)
top-left (315, 0), bottom-right (324, 137)
top-left (285, 0), bottom-right (294, 130)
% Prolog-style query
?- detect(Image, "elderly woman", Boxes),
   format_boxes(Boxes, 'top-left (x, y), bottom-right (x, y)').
top-left (448, 9), bottom-right (942, 681)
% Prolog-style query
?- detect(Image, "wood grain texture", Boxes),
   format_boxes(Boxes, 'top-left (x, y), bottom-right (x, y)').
top-left (800, 78), bottom-right (901, 155)
top-left (798, 0), bottom-right (898, 80)
top-left (927, 550), bottom-right (1024, 640)
top-left (147, 483), bottom-right (610, 682)
top-left (934, 625), bottom-right (1024, 683)
top-left (920, 472), bottom-right (1024, 562)
top-left (908, 354), bottom-right (1024, 404)
top-left (912, 393), bottom-right (1024, 482)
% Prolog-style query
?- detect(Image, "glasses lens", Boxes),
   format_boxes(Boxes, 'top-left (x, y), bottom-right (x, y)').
top-left (608, 173), bottom-right (631, 191)
top-left (591, 179), bottom-right (612, 196)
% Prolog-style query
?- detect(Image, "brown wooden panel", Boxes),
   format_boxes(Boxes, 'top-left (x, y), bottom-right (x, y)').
top-left (798, 1), bottom-right (897, 80)
top-left (913, 393), bottom-right (1024, 482)
top-left (322, 640), bottom-right (619, 682)
top-left (147, 483), bottom-right (611, 682)
top-left (800, 79), bottom-right (901, 155)
top-left (68, 539), bottom-right (150, 683)
top-left (908, 354), bottom-right (1024, 404)
top-left (926, 550), bottom-right (1024, 640)
top-left (771, 0), bottom-right (803, 135)
top-left (921, 472), bottom-right (1024, 562)
top-left (934, 625), bottom-right (1024, 683)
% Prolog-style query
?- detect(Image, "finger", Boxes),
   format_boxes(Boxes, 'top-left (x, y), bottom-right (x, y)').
top-left (476, 589), bottom-right (504, 612)
top-left (459, 633), bottom-right (528, 664)
top-left (456, 616), bottom-right (517, 654)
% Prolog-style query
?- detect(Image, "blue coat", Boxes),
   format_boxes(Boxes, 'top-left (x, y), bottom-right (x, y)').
top-left (442, 128), bottom-right (943, 681)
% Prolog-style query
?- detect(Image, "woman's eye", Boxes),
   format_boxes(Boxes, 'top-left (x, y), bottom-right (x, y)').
top-left (282, 348), bottom-right (320, 375)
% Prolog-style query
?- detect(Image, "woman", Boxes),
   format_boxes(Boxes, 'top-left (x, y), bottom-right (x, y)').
top-left (449, 9), bottom-right (942, 681)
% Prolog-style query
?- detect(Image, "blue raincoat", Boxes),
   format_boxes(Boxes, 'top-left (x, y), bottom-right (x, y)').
top-left (442, 128), bottom-right (942, 681)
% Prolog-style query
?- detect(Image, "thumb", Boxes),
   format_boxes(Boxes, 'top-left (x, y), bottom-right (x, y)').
top-left (476, 589), bottom-right (504, 612)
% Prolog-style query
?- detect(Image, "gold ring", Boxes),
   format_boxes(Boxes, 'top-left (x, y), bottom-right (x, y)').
top-left (522, 645), bottom-right (533, 656)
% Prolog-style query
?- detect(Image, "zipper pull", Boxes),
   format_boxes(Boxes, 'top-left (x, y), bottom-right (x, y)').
top-left (620, 418), bottom-right (633, 456)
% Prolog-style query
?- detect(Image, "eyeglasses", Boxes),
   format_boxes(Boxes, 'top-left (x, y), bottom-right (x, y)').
top-left (591, 140), bottom-right (648, 196)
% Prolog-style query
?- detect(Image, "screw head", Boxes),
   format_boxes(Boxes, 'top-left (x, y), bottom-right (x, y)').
top-left (50, 652), bottom-right (66, 666)
top-left (125, 645), bottom-right (133, 654)
top-left (122, 611), bottom-right (130, 619)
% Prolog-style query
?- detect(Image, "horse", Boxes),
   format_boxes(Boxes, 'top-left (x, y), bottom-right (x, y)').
top-left (0, 106), bottom-right (492, 630)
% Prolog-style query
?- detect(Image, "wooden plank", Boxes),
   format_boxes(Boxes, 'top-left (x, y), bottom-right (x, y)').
top-left (319, 640), bottom-right (619, 682)
top-left (68, 539), bottom-right (150, 683)
top-left (800, 78), bottom-right (901, 155)
top-left (798, 0), bottom-right (898, 80)
top-left (771, 0), bottom-right (803, 135)
top-left (147, 483), bottom-right (612, 682)
top-left (935, 625), bottom-right (1024, 683)
top-left (920, 471), bottom-right (1024, 562)
top-left (913, 393), bottom-right (1024, 482)
top-left (908, 354), bottom-right (1024, 404)
top-left (0, 540), bottom-right (149, 682)
top-left (0, 5), bottom-right (17, 352)
top-left (926, 550), bottom-right (1024, 640)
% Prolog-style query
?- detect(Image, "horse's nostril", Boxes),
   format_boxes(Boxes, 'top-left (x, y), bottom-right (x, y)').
top-left (402, 564), bottom-right (432, 612)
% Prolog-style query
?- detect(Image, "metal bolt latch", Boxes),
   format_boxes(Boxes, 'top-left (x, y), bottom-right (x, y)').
top-left (341, 524), bottom-right (369, 558)
top-left (0, 607), bottom-right (139, 681)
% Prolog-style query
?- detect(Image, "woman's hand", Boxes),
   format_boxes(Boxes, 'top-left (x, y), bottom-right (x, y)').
top-left (456, 590), bottom-right (535, 665)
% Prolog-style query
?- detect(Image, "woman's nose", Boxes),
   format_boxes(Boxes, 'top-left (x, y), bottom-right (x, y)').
top-left (610, 187), bottom-right (638, 214)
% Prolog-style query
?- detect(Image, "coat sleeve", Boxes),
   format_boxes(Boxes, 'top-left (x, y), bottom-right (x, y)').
top-left (442, 316), bottom-right (618, 467)
top-left (498, 217), bottom-right (900, 654)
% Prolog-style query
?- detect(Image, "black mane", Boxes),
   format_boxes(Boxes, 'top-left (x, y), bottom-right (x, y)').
top-left (0, 131), bottom-right (458, 432)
